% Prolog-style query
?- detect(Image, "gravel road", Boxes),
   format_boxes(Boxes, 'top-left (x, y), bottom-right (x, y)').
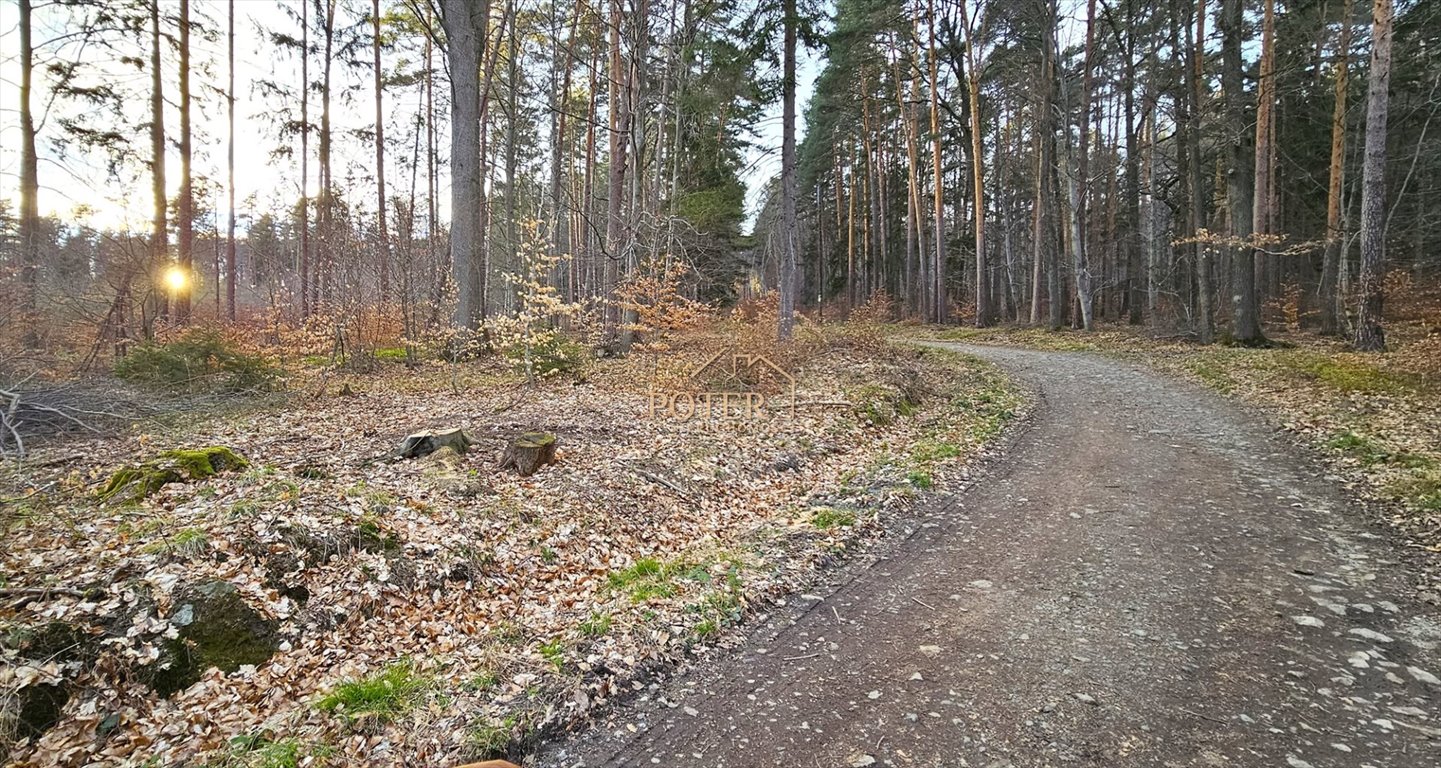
top-left (535, 343), bottom-right (1441, 767)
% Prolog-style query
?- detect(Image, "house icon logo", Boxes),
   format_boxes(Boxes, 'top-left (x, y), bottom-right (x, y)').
top-left (647, 350), bottom-right (796, 422)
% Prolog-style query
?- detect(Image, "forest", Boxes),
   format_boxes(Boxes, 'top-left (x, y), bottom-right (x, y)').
top-left (3, 0), bottom-right (1441, 767)
top-left (3, 0), bottom-right (1436, 358)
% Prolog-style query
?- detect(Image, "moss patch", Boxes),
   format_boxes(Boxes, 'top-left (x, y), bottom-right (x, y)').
top-left (810, 506), bottom-right (857, 530)
top-left (99, 446), bottom-right (249, 503)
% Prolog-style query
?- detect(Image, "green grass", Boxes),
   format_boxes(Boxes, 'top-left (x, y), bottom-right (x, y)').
top-left (607, 558), bottom-right (673, 601)
top-left (461, 670), bottom-right (498, 693)
top-left (579, 610), bottom-right (612, 637)
top-left (1388, 472), bottom-right (1441, 510)
top-left (607, 557), bottom-right (725, 603)
top-left (316, 661), bottom-right (430, 726)
top-left (539, 639), bottom-right (565, 670)
top-left (809, 506), bottom-right (856, 530)
top-left (1327, 431), bottom-right (1434, 469)
top-left (911, 438), bottom-right (962, 463)
top-left (213, 735), bottom-right (333, 768)
top-left (142, 527), bottom-right (209, 557)
top-left (850, 383), bottom-right (919, 426)
top-left (466, 714), bottom-right (521, 757)
top-left (906, 470), bottom-right (933, 490)
top-left (1183, 356), bottom-right (1238, 395)
top-left (1284, 354), bottom-right (1417, 395)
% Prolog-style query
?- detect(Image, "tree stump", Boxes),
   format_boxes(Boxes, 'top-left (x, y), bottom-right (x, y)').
top-left (498, 432), bottom-right (558, 477)
top-left (397, 428), bottom-right (474, 459)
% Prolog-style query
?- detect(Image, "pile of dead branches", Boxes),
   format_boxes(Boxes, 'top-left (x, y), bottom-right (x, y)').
top-left (1, 378), bottom-right (152, 458)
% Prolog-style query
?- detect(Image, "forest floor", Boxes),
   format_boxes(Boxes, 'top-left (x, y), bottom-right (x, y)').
top-left (0, 322), bottom-right (1025, 767)
top-left (536, 339), bottom-right (1441, 768)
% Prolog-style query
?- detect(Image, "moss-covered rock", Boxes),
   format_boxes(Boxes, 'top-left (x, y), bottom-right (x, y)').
top-left (2, 682), bottom-right (69, 745)
top-left (3, 621), bottom-right (96, 664)
top-left (147, 580), bottom-right (279, 697)
top-left (1, 622), bottom-right (98, 746)
top-left (98, 446), bottom-right (248, 503)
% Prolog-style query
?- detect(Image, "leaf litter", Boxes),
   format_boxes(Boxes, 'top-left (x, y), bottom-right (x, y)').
top-left (1, 326), bottom-right (1024, 767)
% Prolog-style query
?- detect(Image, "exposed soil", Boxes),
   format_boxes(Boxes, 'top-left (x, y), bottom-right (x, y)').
top-left (535, 342), bottom-right (1441, 768)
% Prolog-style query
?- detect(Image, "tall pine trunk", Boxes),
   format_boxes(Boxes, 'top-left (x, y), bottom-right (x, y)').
top-left (1221, 0), bottom-right (1262, 343)
top-left (1251, 0), bottom-right (1277, 332)
top-left (442, 0), bottom-right (489, 329)
top-left (960, 1), bottom-right (990, 327)
top-left (373, 0), bottom-right (391, 301)
top-left (925, 0), bottom-right (947, 323)
top-left (149, 0), bottom-right (168, 333)
top-left (299, 0), bottom-right (311, 318)
top-left (778, 0), bottom-right (798, 340)
top-left (1354, 0), bottom-right (1394, 351)
top-left (177, 0), bottom-right (193, 322)
top-left (18, 0), bottom-right (39, 347)
top-left (226, 0), bottom-right (237, 321)
top-left (1319, 0), bottom-right (1354, 335)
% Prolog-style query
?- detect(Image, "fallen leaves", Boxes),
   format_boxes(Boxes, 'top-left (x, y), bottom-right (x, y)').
top-left (0, 330), bottom-right (1024, 767)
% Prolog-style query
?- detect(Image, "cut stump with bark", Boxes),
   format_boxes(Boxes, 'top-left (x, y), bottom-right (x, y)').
top-left (397, 428), bottom-right (474, 459)
top-left (498, 432), bottom-right (558, 477)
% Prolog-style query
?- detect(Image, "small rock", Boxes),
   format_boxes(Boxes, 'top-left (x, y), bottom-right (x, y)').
top-left (1407, 666), bottom-right (1441, 685)
top-left (969, 579), bottom-right (994, 589)
top-left (1292, 615), bottom-right (1325, 628)
top-left (1330, 744), bottom-right (1352, 753)
top-left (1286, 757), bottom-right (1315, 768)
top-left (1349, 628), bottom-right (1394, 643)
top-left (867, 690), bottom-right (881, 700)
top-left (683, 706), bottom-right (699, 717)
top-left (771, 453), bottom-right (802, 472)
top-left (397, 428), bottom-right (474, 459)
top-left (1073, 693), bottom-right (1098, 706)
top-left (847, 753), bottom-right (877, 767)
top-left (918, 645), bottom-right (942, 658)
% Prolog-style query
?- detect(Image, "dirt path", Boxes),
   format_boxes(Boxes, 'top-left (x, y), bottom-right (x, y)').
top-left (536, 344), bottom-right (1441, 767)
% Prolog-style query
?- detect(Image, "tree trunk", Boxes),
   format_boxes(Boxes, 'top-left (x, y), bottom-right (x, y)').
top-left (1354, 0), bottom-right (1394, 351)
top-left (1069, 0), bottom-right (1098, 330)
top-left (318, 1), bottom-right (335, 309)
top-left (1188, 0), bottom-right (1212, 342)
top-left (778, 0), bottom-right (798, 340)
top-left (149, 0), bottom-right (168, 333)
top-left (373, 0), bottom-right (391, 301)
top-left (604, 0), bottom-right (631, 344)
top-left (1319, 0), bottom-right (1354, 335)
top-left (1251, 0), bottom-right (1277, 329)
top-left (926, 0), bottom-right (947, 323)
top-left (1029, 23), bottom-right (1050, 328)
top-left (176, 0), bottom-right (193, 323)
top-left (1122, 8), bottom-right (1144, 325)
top-left (960, 1), bottom-right (990, 327)
top-left (442, 0), bottom-right (488, 329)
top-left (18, 0), bottom-right (39, 348)
top-left (226, 0), bottom-right (237, 321)
top-left (300, 0), bottom-right (310, 318)
top-left (1221, 0), bottom-right (1262, 343)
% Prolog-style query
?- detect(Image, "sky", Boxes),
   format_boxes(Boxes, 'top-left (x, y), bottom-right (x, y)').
top-left (0, 0), bottom-right (821, 237)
